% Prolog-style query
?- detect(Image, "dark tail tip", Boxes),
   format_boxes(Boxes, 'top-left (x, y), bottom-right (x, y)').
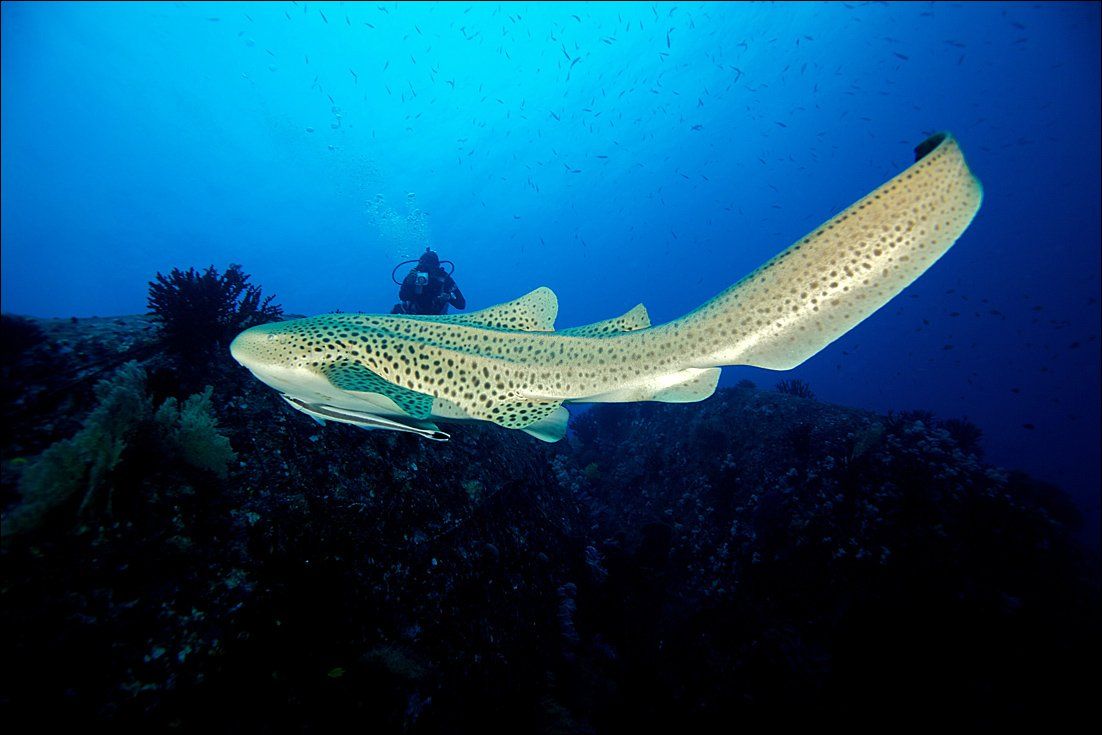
top-left (914, 132), bottom-right (948, 162)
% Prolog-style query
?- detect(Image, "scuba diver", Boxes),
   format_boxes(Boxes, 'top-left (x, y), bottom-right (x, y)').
top-left (391, 247), bottom-right (467, 315)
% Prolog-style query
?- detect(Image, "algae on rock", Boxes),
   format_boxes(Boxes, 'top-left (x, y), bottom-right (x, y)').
top-left (2, 361), bottom-right (235, 539)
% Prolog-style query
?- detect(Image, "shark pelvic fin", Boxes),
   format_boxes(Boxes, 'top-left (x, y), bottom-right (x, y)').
top-left (520, 405), bottom-right (570, 442)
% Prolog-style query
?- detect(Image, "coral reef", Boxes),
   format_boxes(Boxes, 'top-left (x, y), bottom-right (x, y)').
top-left (2, 362), bottom-right (235, 539)
top-left (0, 315), bottom-right (1097, 733)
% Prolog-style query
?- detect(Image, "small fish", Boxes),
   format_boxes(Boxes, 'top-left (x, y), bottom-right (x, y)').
top-left (319, 9), bottom-right (328, 23)
top-left (349, 68), bottom-right (358, 82)
top-left (893, 52), bottom-right (909, 61)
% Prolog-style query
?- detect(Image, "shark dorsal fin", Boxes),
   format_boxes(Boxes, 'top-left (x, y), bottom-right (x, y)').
top-left (559, 303), bottom-right (651, 337)
top-left (436, 287), bottom-right (558, 332)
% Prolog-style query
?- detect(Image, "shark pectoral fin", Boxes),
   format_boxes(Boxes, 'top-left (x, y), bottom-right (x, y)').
top-left (559, 303), bottom-right (651, 337)
top-left (520, 405), bottom-right (570, 442)
top-left (320, 361), bottom-right (434, 419)
top-left (574, 367), bottom-right (721, 404)
top-left (434, 286), bottom-right (559, 331)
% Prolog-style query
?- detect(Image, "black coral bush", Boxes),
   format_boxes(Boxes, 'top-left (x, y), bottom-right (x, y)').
top-left (147, 264), bottom-right (282, 358)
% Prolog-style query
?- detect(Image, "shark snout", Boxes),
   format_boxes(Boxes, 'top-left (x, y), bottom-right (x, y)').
top-left (229, 325), bottom-right (266, 367)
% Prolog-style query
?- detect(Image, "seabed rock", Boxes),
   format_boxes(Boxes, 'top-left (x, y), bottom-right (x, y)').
top-left (1, 315), bottom-right (1097, 732)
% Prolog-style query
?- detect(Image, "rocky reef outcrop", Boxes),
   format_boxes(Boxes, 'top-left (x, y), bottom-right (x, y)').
top-left (1, 312), bottom-right (1096, 732)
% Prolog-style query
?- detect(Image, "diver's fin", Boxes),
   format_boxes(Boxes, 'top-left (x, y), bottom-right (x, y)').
top-left (431, 287), bottom-right (558, 331)
top-left (520, 405), bottom-right (570, 442)
top-left (559, 304), bottom-right (651, 337)
top-left (319, 361), bottom-right (434, 419)
top-left (573, 367), bottom-right (721, 404)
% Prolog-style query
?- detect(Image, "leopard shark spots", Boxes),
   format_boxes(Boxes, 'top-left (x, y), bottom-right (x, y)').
top-left (230, 132), bottom-right (983, 442)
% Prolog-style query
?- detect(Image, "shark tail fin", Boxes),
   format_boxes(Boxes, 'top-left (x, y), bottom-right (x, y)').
top-left (677, 132), bottom-right (982, 371)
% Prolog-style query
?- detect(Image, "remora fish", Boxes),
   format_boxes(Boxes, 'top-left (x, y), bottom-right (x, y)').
top-left (231, 133), bottom-right (982, 443)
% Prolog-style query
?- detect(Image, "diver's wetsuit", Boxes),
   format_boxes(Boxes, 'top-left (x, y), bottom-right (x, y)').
top-left (393, 268), bottom-right (466, 315)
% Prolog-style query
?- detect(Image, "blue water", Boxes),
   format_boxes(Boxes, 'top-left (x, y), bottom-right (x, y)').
top-left (2, 2), bottom-right (1099, 542)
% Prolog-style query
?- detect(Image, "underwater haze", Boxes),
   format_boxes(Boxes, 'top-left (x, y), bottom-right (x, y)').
top-left (2, 0), bottom-right (1099, 542)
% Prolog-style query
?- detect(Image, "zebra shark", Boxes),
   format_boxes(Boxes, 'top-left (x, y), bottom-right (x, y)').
top-left (230, 132), bottom-right (982, 442)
